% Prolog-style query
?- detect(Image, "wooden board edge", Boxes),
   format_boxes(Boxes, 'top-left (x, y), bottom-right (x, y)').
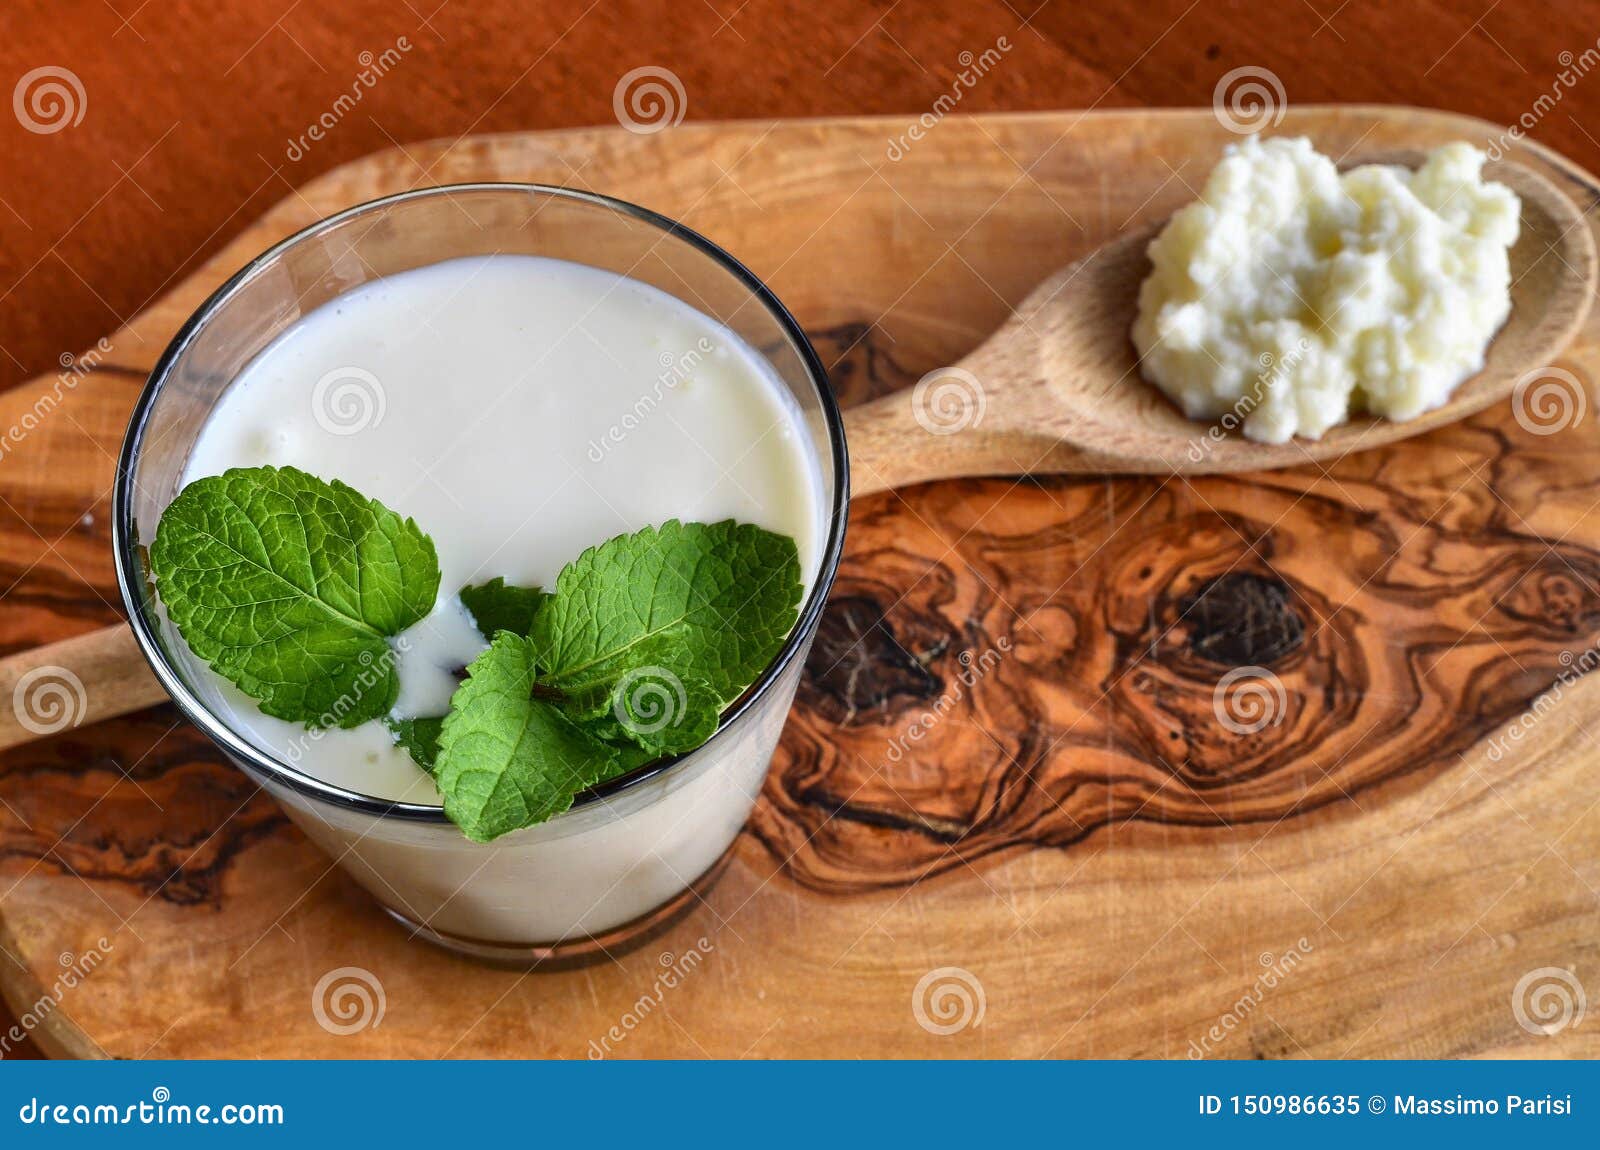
top-left (71, 104), bottom-right (1550, 380)
top-left (4, 103), bottom-right (1597, 1060)
top-left (353, 102), bottom-right (1527, 162)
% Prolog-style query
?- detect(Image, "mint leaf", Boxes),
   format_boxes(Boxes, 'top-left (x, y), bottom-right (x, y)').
top-left (531, 520), bottom-right (801, 707)
top-left (433, 633), bottom-right (620, 842)
top-left (385, 714), bottom-right (445, 773)
top-left (585, 718), bottom-right (661, 774)
top-left (604, 669), bottom-right (721, 757)
top-left (459, 577), bottom-right (548, 640)
top-left (150, 466), bottom-right (439, 728)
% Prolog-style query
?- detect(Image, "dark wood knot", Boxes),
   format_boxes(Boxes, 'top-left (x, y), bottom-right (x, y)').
top-left (1180, 572), bottom-right (1305, 667)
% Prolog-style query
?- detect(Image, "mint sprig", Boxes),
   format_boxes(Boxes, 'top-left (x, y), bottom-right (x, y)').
top-left (152, 465), bottom-right (802, 843)
top-left (150, 465), bottom-right (439, 729)
top-left (429, 520), bottom-right (801, 840)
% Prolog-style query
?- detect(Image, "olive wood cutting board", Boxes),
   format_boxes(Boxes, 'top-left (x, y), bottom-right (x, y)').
top-left (2, 107), bottom-right (1599, 1059)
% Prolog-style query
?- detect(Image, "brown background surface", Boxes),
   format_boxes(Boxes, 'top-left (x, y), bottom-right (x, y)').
top-left (2, 0), bottom-right (1598, 1057)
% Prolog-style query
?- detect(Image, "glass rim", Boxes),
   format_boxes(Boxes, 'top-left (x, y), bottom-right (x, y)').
top-left (111, 181), bottom-right (850, 826)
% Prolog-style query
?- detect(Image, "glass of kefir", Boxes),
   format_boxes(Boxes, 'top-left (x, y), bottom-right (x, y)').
top-left (114, 185), bottom-right (848, 963)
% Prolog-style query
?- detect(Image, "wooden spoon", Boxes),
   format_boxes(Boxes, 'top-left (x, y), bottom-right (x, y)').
top-left (845, 155), bottom-right (1596, 496)
top-left (0, 157), bottom-right (1592, 749)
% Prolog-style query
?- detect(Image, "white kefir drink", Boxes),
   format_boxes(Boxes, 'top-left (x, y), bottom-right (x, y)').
top-left (171, 253), bottom-right (826, 948)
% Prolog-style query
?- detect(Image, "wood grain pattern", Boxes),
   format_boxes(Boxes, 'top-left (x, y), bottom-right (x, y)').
top-left (765, 406), bottom-right (1600, 888)
top-left (3, 108), bottom-right (1600, 1059)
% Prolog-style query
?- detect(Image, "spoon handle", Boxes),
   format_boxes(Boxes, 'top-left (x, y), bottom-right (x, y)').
top-left (842, 389), bottom-right (1029, 496)
top-left (843, 380), bottom-right (1115, 497)
top-left (0, 624), bottom-right (166, 752)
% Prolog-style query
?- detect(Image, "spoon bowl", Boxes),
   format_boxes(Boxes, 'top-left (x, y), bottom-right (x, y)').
top-left (845, 155), bottom-right (1598, 496)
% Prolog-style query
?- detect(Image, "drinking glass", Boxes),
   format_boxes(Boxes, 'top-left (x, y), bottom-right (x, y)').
top-left (114, 185), bottom-right (848, 963)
